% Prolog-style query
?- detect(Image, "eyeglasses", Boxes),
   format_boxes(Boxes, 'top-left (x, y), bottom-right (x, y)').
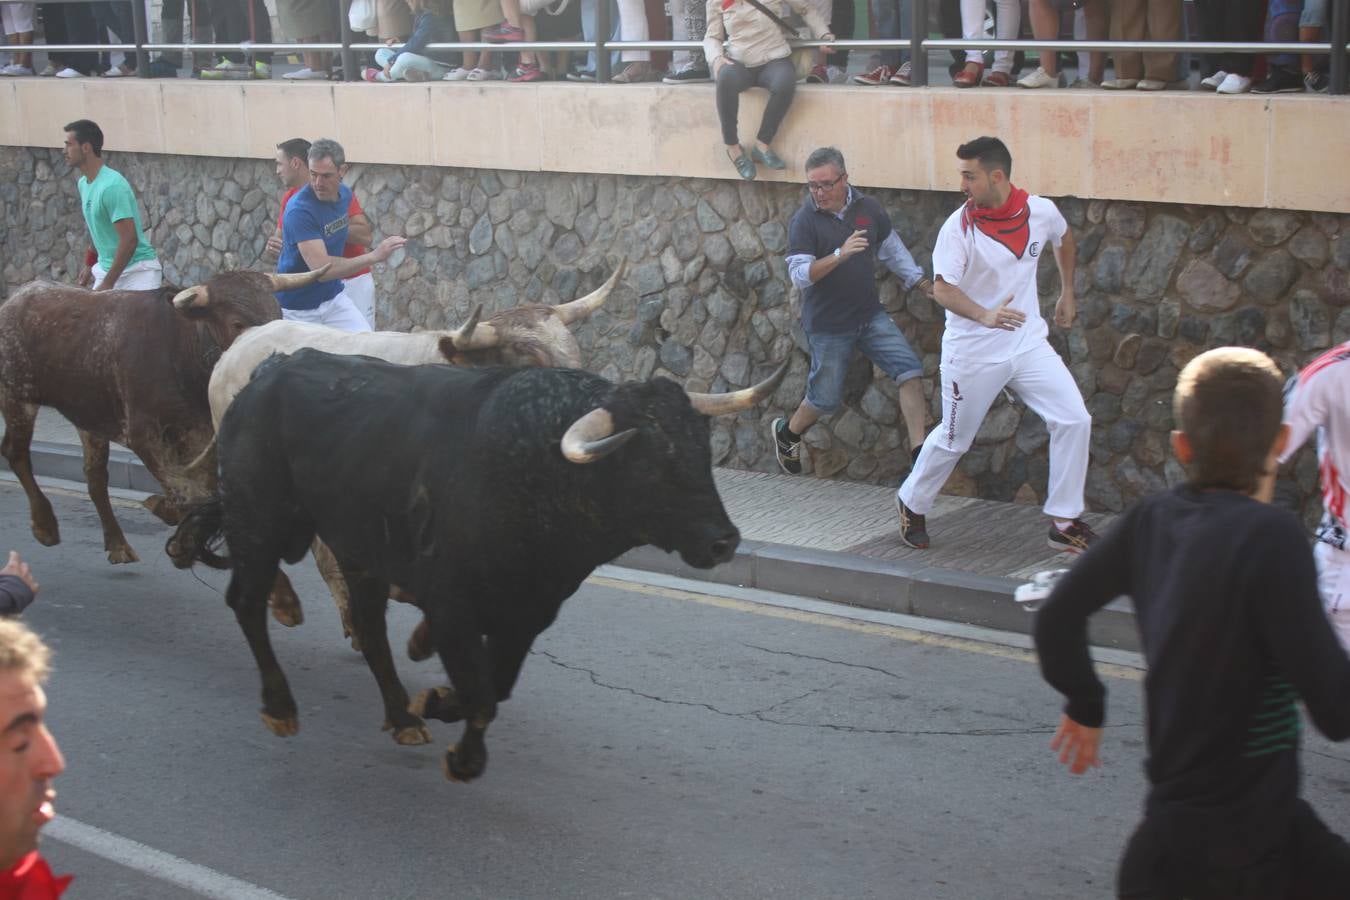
top-left (806, 174), bottom-right (845, 193)
top-left (310, 170), bottom-right (340, 182)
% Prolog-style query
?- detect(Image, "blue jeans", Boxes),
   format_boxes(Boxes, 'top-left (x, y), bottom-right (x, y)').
top-left (375, 47), bottom-right (451, 80)
top-left (804, 310), bottom-right (923, 414)
top-left (579, 0), bottom-right (622, 73)
top-left (873, 0), bottom-right (913, 70)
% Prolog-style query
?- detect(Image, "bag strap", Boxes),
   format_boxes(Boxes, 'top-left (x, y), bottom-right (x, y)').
top-left (742, 0), bottom-right (798, 39)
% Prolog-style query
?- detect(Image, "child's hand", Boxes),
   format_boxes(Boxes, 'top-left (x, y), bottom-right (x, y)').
top-left (1050, 714), bottom-right (1102, 775)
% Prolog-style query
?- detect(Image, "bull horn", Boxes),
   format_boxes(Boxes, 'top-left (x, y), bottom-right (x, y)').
top-left (172, 285), bottom-right (210, 310)
top-left (554, 259), bottom-right (626, 326)
top-left (440, 304), bottom-right (502, 354)
top-left (686, 361), bottom-right (789, 417)
top-left (560, 408), bottom-right (637, 464)
top-left (267, 263), bottom-right (332, 292)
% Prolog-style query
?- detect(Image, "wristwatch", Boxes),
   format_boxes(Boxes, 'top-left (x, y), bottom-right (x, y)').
top-left (833, 247), bottom-right (842, 259)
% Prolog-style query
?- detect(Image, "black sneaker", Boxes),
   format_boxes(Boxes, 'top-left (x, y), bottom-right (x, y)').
top-left (566, 69), bottom-right (596, 82)
top-left (1048, 519), bottom-right (1098, 555)
top-left (662, 63), bottom-right (710, 84)
top-left (1252, 68), bottom-right (1304, 94)
top-left (771, 417), bottom-right (802, 475)
top-left (1304, 70), bottom-right (1330, 93)
top-left (895, 495), bottom-right (929, 549)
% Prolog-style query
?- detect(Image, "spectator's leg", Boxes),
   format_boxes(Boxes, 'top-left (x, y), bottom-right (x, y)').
top-left (1109, 0), bottom-right (1144, 82)
top-left (614, 0), bottom-right (650, 77)
top-left (957, 0), bottom-right (987, 80)
top-left (874, 0), bottom-right (901, 71)
top-left (667, 0), bottom-right (689, 71)
top-left (1141, 0), bottom-right (1179, 83)
top-left (1262, 0), bottom-right (1303, 80)
top-left (64, 1), bottom-right (100, 73)
top-left (1299, 0), bottom-right (1326, 76)
top-left (211, 0), bottom-right (241, 64)
top-left (829, 0), bottom-right (853, 70)
top-left (391, 50), bottom-right (447, 80)
top-left (1027, 0), bottom-right (1060, 76)
top-left (3, 4), bottom-right (34, 72)
top-left (715, 60), bottom-right (753, 151)
top-left (753, 57), bottom-right (797, 149)
top-left (990, 0), bottom-right (1019, 75)
top-left (374, 45), bottom-right (396, 72)
top-left (162, 0), bottom-right (186, 68)
top-left (249, 0), bottom-right (272, 65)
top-left (1084, 0), bottom-right (1107, 82)
top-left (501, 0), bottom-right (538, 67)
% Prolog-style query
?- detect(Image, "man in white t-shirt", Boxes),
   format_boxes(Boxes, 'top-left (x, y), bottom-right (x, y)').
top-left (1280, 341), bottom-right (1350, 649)
top-left (895, 136), bottom-right (1097, 554)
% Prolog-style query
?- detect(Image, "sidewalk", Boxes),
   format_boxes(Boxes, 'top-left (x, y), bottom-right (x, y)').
top-left (6, 407), bottom-right (1136, 649)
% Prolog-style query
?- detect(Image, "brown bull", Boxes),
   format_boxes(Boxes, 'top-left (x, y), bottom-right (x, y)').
top-left (0, 268), bottom-right (322, 565)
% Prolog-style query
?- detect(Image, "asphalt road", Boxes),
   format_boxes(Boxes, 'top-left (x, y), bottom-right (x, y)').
top-left (5, 479), bottom-right (1349, 899)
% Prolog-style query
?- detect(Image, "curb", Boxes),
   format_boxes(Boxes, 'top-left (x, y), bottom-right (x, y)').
top-left (6, 441), bottom-right (1139, 651)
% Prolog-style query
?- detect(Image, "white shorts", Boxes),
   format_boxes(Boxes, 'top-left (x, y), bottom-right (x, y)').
top-left (281, 291), bottom-right (372, 333)
top-left (1315, 541), bottom-right (1350, 651)
top-left (343, 271), bottom-right (376, 329)
top-left (2, 3), bottom-right (35, 35)
top-left (92, 259), bottom-right (163, 291)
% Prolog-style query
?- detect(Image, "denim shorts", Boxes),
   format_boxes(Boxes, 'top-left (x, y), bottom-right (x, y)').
top-left (805, 310), bottom-right (923, 413)
top-left (1301, 0), bottom-right (1326, 28)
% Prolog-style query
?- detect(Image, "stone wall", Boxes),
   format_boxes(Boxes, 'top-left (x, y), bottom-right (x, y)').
top-left (3, 146), bottom-right (1347, 523)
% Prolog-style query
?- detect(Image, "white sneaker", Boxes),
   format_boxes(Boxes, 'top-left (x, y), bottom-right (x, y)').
top-left (38, 62), bottom-right (57, 76)
top-left (825, 64), bottom-right (846, 84)
top-left (55, 67), bottom-right (84, 78)
top-left (102, 65), bottom-right (128, 77)
top-left (8, 65), bottom-right (34, 76)
top-left (1215, 73), bottom-right (1252, 94)
top-left (1017, 66), bottom-right (1063, 89)
top-left (466, 67), bottom-right (501, 81)
top-left (1199, 69), bottom-right (1227, 91)
top-left (442, 66), bottom-right (470, 80)
top-left (282, 67), bottom-right (328, 80)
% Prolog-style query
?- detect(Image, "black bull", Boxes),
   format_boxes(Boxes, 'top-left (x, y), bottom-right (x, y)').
top-left (175, 348), bottom-right (784, 782)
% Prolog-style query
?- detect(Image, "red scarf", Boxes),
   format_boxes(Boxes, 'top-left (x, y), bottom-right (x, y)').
top-left (0, 853), bottom-right (72, 900)
top-left (960, 185), bottom-right (1031, 259)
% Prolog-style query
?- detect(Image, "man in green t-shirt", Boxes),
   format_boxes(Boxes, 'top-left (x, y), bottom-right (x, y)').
top-left (62, 120), bottom-right (162, 291)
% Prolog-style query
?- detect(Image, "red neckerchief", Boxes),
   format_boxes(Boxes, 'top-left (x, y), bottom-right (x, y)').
top-left (960, 185), bottom-right (1031, 259)
top-left (0, 853), bottom-right (72, 899)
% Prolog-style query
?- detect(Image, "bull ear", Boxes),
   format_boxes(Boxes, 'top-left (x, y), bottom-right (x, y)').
top-left (267, 263), bottom-right (332, 292)
top-left (554, 259), bottom-right (626, 326)
top-left (686, 360), bottom-right (789, 417)
top-left (172, 285), bottom-right (210, 311)
top-left (560, 407), bottom-right (637, 464)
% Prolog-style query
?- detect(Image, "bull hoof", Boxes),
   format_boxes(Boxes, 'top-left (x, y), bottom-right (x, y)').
top-left (410, 687), bottom-right (463, 724)
top-left (165, 538), bottom-right (193, 569)
top-left (269, 596), bottom-right (304, 628)
top-left (442, 744), bottom-right (487, 783)
top-left (142, 494), bottom-right (182, 526)
top-left (260, 710), bottom-right (299, 737)
top-left (106, 544), bottom-right (139, 565)
top-left (407, 619), bottom-right (433, 662)
top-left (31, 522), bottom-right (60, 547)
top-left (387, 722), bottom-right (432, 745)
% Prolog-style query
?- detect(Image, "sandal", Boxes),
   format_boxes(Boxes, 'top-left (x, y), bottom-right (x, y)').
top-left (953, 61), bottom-right (982, 88)
top-left (728, 149), bottom-right (756, 181)
top-left (982, 70), bottom-right (1011, 87)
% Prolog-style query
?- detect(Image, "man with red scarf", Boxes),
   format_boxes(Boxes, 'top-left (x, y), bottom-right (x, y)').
top-left (0, 619), bottom-right (69, 898)
top-left (896, 136), bottom-right (1096, 554)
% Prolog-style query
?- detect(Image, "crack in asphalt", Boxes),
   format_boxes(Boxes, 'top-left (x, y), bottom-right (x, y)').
top-left (743, 643), bottom-right (911, 682)
top-left (533, 650), bottom-right (1143, 738)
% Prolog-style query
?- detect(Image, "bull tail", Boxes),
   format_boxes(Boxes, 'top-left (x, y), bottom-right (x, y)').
top-left (165, 496), bottom-right (230, 570)
top-left (184, 435), bottom-right (216, 473)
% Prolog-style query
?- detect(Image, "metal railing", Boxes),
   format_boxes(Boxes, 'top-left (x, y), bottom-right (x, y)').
top-left (9, 0), bottom-right (1348, 93)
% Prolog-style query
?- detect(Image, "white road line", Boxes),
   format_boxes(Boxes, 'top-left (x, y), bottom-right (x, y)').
top-left (46, 817), bottom-right (297, 900)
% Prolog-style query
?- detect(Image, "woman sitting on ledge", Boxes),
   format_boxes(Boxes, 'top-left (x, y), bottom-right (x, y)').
top-left (703, 0), bottom-right (832, 181)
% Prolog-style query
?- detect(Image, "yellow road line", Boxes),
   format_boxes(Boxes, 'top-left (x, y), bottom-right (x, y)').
top-left (588, 574), bottom-right (1143, 683)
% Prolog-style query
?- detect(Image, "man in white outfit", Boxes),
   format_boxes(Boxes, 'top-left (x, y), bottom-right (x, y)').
top-left (1280, 341), bottom-right (1350, 650)
top-left (896, 136), bottom-right (1096, 554)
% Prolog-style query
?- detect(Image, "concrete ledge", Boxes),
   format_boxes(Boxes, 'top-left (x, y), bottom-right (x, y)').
top-left (3, 78), bottom-right (1347, 212)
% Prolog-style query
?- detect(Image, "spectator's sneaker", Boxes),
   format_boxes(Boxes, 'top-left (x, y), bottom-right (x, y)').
top-left (566, 69), bottom-right (596, 82)
top-left (54, 67), bottom-right (85, 78)
top-left (805, 64), bottom-right (828, 84)
top-left (101, 65), bottom-right (129, 77)
top-left (507, 62), bottom-right (544, 82)
top-left (1198, 69), bottom-right (1227, 91)
top-left (852, 64), bottom-right (893, 86)
top-left (895, 495), bottom-right (929, 550)
top-left (404, 67), bottom-right (431, 82)
top-left (252, 61), bottom-right (272, 79)
top-left (38, 62), bottom-right (57, 76)
top-left (1068, 77), bottom-right (1098, 89)
top-left (888, 61), bottom-right (912, 85)
top-left (825, 64), bottom-right (846, 83)
top-left (1135, 78), bottom-right (1167, 91)
top-left (1100, 77), bottom-right (1138, 90)
top-left (770, 417), bottom-right (801, 475)
top-left (442, 66), bottom-right (471, 80)
top-left (1252, 68), bottom-right (1304, 93)
top-left (1304, 70), bottom-right (1330, 93)
top-left (482, 23), bottom-right (525, 43)
top-left (1017, 66), bottom-right (1063, 89)
top-left (143, 59), bottom-right (179, 77)
top-left (611, 61), bottom-right (656, 83)
top-left (1048, 519), bottom-right (1098, 555)
top-left (199, 59), bottom-right (240, 79)
top-left (283, 67), bottom-right (329, 80)
top-left (466, 67), bottom-right (502, 81)
top-left (1215, 73), bottom-right (1251, 94)
top-left (663, 61), bottom-right (710, 83)
top-left (2, 64), bottom-right (34, 76)
top-left (362, 66), bottom-right (381, 81)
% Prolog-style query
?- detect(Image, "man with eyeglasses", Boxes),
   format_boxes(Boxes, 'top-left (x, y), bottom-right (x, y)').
top-left (775, 146), bottom-right (933, 478)
top-left (275, 138), bottom-right (405, 332)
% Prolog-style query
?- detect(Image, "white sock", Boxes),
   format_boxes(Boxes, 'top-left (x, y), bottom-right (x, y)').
top-left (1053, 519), bottom-right (1073, 531)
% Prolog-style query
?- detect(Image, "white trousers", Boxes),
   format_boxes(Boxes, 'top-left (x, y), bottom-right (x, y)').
top-left (343, 271), bottom-right (376, 329)
top-left (616, 0), bottom-right (649, 61)
top-left (92, 258), bottom-right (163, 291)
top-left (281, 291), bottom-right (372, 332)
top-left (899, 339), bottom-right (1091, 519)
top-left (1316, 541), bottom-right (1350, 652)
top-left (961, 0), bottom-right (1021, 73)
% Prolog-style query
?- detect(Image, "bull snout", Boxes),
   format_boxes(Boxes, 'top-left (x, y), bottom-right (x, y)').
top-left (679, 524), bottom-right (740, 569)
top-left (709, 530), bottom-right (740, 564)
